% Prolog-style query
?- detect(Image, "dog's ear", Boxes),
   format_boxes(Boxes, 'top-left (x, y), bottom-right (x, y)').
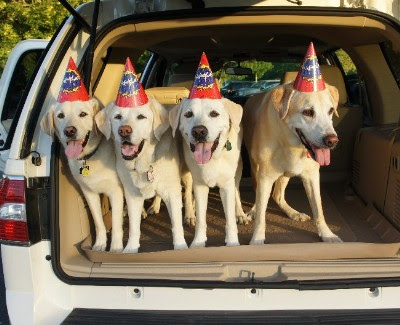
top-left (89, 98), bottom-right (102, 115)
top-left (149, 98), bottom-right (170, 141)
top-left (271, 85), bottom-right (295, 119)
top-left (221, 98), bottom-right (242, 134)
top-left (169, 99), bottom-right (184, 138)
top-left (327, 84), bottom-right (340, 117)
top-left (40, 104), bottom-right (55, 137)
top-left (95, 102), bottom-right (113, 140)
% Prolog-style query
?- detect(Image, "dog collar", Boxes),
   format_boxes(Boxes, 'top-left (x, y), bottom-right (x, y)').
top-left (77, 134), bottom-right (101, 161)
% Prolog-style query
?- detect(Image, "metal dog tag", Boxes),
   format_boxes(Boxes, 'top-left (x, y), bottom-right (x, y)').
top-left (147, 165), bottom-right (155, 182)
top-left (225, 140), bottom-right (232, 151)
top-left (80, 161), bottom-right (90, 177)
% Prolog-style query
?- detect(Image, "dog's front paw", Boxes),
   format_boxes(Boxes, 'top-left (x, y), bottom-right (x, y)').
top-left (141, 208), bottom-right (148, 220)
top-left (184, 214), bottom-right (196, 227)
top-left (226, 241), bottom-right (240, 247)
top-left (92, 233), bottom-right (107, 251)
top-left (190, 240), bottom-right (206, 248)
top-left (123, 241), bottom-right (140, 253)
top-left (250, 239), bottom-right (265, 245)
top-left (174, 242), bottom-right (188, 250)
top-left (321, 235), bottom-right (343, 243)
top-left (237, 213), bottom-right (252, 225)
top-left (92, 242), bottom-right (107, 251)
top-left (109, 241), bottom-right (123, 253)
top-left (249, 233), bottom-right (265, 245)
top-left (289, 212), bottom-right (311, 222)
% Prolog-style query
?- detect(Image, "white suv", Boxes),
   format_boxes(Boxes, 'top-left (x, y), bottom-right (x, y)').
top-left (1, 1), bottom-right (400, 324)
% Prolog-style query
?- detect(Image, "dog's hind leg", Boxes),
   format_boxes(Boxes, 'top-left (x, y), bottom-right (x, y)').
top-left (301, 172), bottom-right (342, 243)
top-left (147, 195), bottom-right (162, 215)
top-left (235, 157), bottom-right (252, 225)
top-left (82, 190), bottom-right (107, 251)
top-left (272, 176), bottom-right (311, 222)
top-left (182, 170), bottom-right (196, 227)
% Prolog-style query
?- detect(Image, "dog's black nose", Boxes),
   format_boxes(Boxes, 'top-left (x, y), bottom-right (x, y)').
top-left (64, 126), bottom-right (77, 138)
top-left (191, 125), bottom-right (208, 140)
top-left (118, 125), bottom-right (132, 138)
top-left (324, 134), bottom-right (339, 148)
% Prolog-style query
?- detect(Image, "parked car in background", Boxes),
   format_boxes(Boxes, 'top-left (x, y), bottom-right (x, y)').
top-left (1, 1), bottom-right (400, 324)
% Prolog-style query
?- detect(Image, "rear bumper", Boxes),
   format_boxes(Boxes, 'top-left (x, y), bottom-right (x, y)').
top-left (64, 308), bottom-right (400, 324)
top-left (3, 242), bottom-right (400, 325)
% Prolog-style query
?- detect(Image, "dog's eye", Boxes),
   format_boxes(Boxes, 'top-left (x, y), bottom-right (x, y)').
top-left (209, 110), bottom-right (219, 118)
top-left (329, 107), bottom-right (334, 115)
top-left (302, 109), bottom-right (315, 118)
top-left (114, 114), bottom-right (122, 120)
top-left (184, 111), bottom-right (193, 118)
top-left (57, 113), bottom-right (65, 119)
top-left (79, 112), bottom-right (87, 118)
top-left (137, 114), bottom-right (147, 120)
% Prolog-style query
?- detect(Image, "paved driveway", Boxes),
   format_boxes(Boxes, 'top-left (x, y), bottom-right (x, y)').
top-left (0, 247), bottom-right (10, 325)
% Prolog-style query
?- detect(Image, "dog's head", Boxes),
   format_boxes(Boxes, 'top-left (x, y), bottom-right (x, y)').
top-left (95, 98), bottom-right (169, 161)
top-left (271, 82), bottom-right (339, 166)
top-left (169, 97), bottom-right (242, 164)
top-left (40, 98), bottom-right (101, 159)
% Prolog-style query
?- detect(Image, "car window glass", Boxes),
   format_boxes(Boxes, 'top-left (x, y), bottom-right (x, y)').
top-left (381, 41), bottom-right (400, 87)
top-left (2, 49), bottom-right (43, 128)
top-left (334, 49), bottom-right (363, 106)
top-left (135, 50), bottom-right (152, 77)
top-left (214, 59), bottom-right (299, 105)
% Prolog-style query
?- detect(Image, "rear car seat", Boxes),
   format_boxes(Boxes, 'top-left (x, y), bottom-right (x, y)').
top-left (281, 65), bottom-right (363, 179)
top-left (353, 126), bottom-right (400, 216)
top-left (145, 87), bottom-right (190, 110)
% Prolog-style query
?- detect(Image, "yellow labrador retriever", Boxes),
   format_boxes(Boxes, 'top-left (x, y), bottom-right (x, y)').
top-left (40, 58), bottom-right (124, 252)
top-left (169, 52), bottom-right (249, 248)
top-left (244, 43), bottom-right (343, 244)
top-left (243, 80), bottom-right (342, 244)
top-left (95, 58), bottom-right (188, 253)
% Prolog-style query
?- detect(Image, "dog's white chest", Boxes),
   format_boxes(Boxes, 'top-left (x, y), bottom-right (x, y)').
top-left (129, 169), bottom-right (156, 199)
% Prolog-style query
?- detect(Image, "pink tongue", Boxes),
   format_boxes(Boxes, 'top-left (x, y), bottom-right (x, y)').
top-left (193, 142), bottom-right (213, 164)
top-left (121, 143), bottom-right (138, 157)
top-left (311, 144), bottom-right (331, 166)
top-left (65, 141), bottom-right (83, 159)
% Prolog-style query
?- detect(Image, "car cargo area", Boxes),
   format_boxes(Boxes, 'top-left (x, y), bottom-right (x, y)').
top-left (52, 11), bottom-right (400, 281)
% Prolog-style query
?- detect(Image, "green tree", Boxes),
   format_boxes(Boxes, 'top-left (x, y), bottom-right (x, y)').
top-left (0, 0), bottom-right (90, 74)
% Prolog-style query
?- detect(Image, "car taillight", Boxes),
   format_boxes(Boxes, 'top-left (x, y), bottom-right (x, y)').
top-left (0, 177), bottom-right (28, 244)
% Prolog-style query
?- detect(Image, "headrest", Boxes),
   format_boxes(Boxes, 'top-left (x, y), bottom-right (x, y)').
top-left (145, 87), bottom-right (190, 105)
top-left (281, 65), bottom-right (347, 105)
top-left (167, 74), bottom-right (194, 89)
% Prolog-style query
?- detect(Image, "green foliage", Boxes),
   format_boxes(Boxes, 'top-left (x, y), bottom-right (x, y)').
top-left (135, 50), bottom-right (151, 74)
top-left (335, 49), bottom-right (357, 75)
top-left (215, 60), bottom-right (300, 85)
top-left (0, 0), bottom-right (90, 74)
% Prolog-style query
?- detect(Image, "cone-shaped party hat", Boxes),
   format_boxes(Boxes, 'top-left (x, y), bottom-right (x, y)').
top-left (189, 52), bottom-right (221, 99)
top-left (115, 57), bottom-right (148, 107)
top-left (293, 42), bottom-right (326, 92)
top-left (58, 57), bottom-right (89, 103)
